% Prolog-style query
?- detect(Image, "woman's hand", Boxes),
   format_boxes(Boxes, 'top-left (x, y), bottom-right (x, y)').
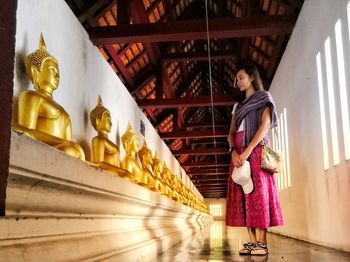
top-left (238, 146), bottom-right (253, 163)
top-left (231, 150), bottom-right (242, 167)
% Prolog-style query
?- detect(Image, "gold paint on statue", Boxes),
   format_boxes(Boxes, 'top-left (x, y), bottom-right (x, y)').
top-left (121, 123), bottom-right (142, 183)
top-left (89, 96), bottom-right (134, 182)
top-left (152, 152), bottom-right (166, 194)
top-left (161, 164), bottom-right (173, 198)
top-left (177, 180), bottom-right (187, 205)
top-left (170, 174), bottom-right (180, 202)
top-left (138, 141), bottom-right (158, 190)
top-left (12, 34), bottom-right (85, 160)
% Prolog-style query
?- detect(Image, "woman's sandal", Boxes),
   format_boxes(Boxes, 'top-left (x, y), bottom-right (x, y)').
top-left (250, 241), bottom-right (269, 255)
top-left (239, 242), bottom-right (255, 255)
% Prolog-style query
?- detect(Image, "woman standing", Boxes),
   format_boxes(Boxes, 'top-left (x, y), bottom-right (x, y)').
top-left (226, 64), bottom-right (283, 255)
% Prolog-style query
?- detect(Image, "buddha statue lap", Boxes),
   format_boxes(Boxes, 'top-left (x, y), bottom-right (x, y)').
top-left (12, 34), bottom-right (85, 160)
top-left (121, 123), bottom-right (142, 184)
top-left (138, 141), bottom-right (158, 191)
top-left (89, 96), bottom-right (134, 182)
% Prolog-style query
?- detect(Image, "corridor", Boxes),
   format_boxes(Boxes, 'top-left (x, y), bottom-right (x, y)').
top-left (156, 221), bottom-right (350, 262)
top-left (2, 0), bottom-right (350, 261)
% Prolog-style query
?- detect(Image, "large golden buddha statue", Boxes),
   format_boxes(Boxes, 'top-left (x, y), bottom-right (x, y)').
top-left (138, 141), bottom-right (157, 191)
top-left (121, 123), bottom-right (141, 183)
top-left (89, 96), bottom-right (134, 182)
top-left (12, 34), bottom-right (85, 160)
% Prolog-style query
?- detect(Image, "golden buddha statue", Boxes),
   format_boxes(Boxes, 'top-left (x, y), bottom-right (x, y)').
top-left (170, 174), bottom-right (180, 202)
top-left (161, 164), bottom-right (173, 198)
top-left (121, 123), bottom-right (142, 183)
top-left (12, 34), bottom-right (85, 160)
top-left (89, 96), bottom-right (134, 182)
top-left (138, 141), bottom-right (157, 191)
top-left (152, 152), bottom-right (166, 194)
top-left (177, 180), bottom-right (187, 205)
top-left (181, 187), bottom-right (189, 206)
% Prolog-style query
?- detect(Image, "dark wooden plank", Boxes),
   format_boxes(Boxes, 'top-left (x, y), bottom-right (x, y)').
top-left (0, 0), bottom-right (17, 216)
top-left (87, 15), bottom-right (297, 44)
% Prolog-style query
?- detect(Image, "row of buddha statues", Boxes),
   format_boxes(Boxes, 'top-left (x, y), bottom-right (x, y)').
top-left (11, 34), bottom-right (208, 213)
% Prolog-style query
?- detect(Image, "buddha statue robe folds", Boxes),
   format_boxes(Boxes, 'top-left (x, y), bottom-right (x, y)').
top-left (12, 34), bottom-right (85, 160)
top-left (89, 96), bottom-right (134, 182)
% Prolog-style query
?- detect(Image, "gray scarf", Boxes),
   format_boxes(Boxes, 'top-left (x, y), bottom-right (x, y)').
top-left (234, 90), bottom-right (277, 146)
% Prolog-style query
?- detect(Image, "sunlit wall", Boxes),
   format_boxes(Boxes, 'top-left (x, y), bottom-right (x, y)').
top-left (205, 198), bottom-right (226, 221)
top-left (269, 0), bottom-right (350, 252)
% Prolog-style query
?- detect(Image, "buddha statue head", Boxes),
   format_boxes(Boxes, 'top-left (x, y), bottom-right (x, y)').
top-left (90, 96), bottom-right (112, 136)
top-left (121, 122), bottom-right (139, 155)
top-left (138, 141), bottom-right (153, 167)
top-left (24, 33), bottom-right (59, 95)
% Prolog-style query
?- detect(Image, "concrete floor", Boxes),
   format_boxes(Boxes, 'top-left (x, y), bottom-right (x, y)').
top-left (156, 221), bottom-right (350, 262)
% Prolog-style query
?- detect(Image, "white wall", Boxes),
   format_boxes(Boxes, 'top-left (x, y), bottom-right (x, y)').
top-left (205, 198), bottom-right (226, 221)
top-left (269, 0), bottom-right (350, 251)
top-left (13, 0), bottom-right (202, 199)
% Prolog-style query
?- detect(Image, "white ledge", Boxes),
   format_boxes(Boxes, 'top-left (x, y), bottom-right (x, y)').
top-left (0, 132), bottom-right (212, 261)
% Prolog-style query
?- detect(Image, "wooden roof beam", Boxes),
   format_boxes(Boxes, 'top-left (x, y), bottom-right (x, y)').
top-left (161, 129), bottom-right (229, 140)
top-left (162, 50), bottom-right (237, 62)
top-left (87, 15), bottom-right (297, 45)
top-left (137, 95), bottom-right (235, 109)
top-left (186, 122), bottom-right (228, 128)
top-left (188, 169), bottom-right (228, 175)
top-left (182, 161), bottom-right (230, 168)
top-left (172, 147), bottom-right (229, 155)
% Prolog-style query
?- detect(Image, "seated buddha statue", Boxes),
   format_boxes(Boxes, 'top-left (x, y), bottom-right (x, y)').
top-left (89, 96), bottom-right (134, 182)
top-left (187, 192), bottom-right (194, 208)
top-left (161, 164), bottom-right (173, 198)
top-left (12, 34), bottom-right (85, 160)
top-left (152, 152), bottom-right (166, 195)
top-left (177, 179), bottom-right (187, 205)
top-left (121, 123), bottom-right (141, 183)
top-left (170, 174), bottom-right (180, 202)
top-left (181, 186), bottom-right (189, 206)
top-left (137, 141), bottom-right (157, 191)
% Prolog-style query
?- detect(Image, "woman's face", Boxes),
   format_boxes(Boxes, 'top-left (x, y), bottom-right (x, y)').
top-left (236, 69), bottom-right (253, 92)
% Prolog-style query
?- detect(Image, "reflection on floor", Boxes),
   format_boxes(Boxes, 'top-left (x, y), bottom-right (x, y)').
top-left (156, 221), bottom-right (350, 262)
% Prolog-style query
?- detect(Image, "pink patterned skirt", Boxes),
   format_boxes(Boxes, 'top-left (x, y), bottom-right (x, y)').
top-left (226, 131), bottom-right (283, 228)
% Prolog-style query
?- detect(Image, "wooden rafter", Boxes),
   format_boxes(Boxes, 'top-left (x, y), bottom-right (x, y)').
top-left (182, 161), bottom-right (230, 167)
top-left (160, 129), bottom-right (229, 139)
top-left (172, 148), bottom-right (228, 155)
top-left (162, 50), bottom-right (237, 62)
top-left (137, 95), bottom-right (236, 109)
top-left (87, 15), bottom-right (297, 45)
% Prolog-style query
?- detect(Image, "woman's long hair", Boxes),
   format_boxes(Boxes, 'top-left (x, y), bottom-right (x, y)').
top-left (234, 64), bottom-right (264, 103)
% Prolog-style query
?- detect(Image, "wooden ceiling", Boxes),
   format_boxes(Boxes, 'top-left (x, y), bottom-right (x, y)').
top-left (65, 0), bottom-right (303, 198)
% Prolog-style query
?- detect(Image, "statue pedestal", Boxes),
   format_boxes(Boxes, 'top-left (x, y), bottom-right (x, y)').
top-left (0, 132), bottom-right (212, 261)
